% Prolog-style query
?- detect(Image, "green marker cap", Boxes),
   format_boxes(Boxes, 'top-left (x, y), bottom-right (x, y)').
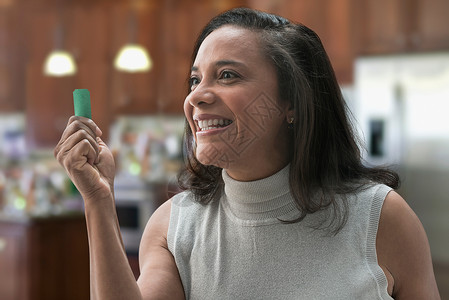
top-left (73, 89), bottom-right (92, 119)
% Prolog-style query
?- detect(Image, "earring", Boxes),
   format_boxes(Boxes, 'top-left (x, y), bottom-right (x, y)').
top-left (288, 117), bottom-right (294, 129)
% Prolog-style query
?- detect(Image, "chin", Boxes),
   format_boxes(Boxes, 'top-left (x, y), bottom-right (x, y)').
top-left (195, 146), bottom-right (236, 170)
top-left (196, 154), bottom-right (215, 167)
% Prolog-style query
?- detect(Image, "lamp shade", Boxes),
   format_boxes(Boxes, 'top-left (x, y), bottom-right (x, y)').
top-left (43, 50), bottom-right (77, 76)
top-left (114, 44), bottom-right (152, 72)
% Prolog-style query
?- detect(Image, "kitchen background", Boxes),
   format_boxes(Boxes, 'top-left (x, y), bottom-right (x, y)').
top-left (0, 0), bottom-right (448, 299)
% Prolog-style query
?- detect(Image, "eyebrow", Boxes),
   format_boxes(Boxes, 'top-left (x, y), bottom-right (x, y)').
top-left (191, 60), bottom-right (246, 72)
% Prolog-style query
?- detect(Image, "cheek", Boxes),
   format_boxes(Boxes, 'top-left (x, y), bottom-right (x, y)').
top-left (183, 96), bottom-right (192, 117)
top-left (184, 98), bottom-right (196, 134)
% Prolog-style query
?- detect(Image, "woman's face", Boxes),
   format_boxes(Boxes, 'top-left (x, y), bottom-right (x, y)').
top-left (184, 26), bottom-right (292, 181)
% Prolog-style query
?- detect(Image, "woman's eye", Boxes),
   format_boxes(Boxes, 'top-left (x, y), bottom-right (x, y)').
top-left (189, 77), bottom-right (200, 89)
top-left (220, 70), bottom-right (238, 80)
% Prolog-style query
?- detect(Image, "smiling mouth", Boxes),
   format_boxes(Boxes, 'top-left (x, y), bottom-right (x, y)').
top-left (197, 119), bottom-right (233, 131)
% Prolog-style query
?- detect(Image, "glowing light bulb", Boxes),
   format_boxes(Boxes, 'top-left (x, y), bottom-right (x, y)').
top-left (43, 50), bottom-right (77, 76)
top-left (114, 44), bottom-right (152, 72)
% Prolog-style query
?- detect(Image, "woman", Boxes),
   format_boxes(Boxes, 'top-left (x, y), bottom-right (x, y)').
top-left (54, 8), bottom-right (440, 300)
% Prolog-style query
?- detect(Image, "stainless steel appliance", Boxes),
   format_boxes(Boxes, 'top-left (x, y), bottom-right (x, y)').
top-left (354, 52), bottom-right (449, 265)
top-left (114, 174), bottom-right (166, 253)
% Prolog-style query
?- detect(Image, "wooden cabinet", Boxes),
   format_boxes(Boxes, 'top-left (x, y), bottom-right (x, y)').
top-left (19, 2), bottom-right (113, 148)
top-left (354, 0), bottom-right (407, 54)
top-left (0, 215), bottom-right (89, 300)
top-left (3, 0), bottom-right (449, 148)
top-left (0, 4), bottom-right (26, 112)
top-left (159, 0), bottom-right (247, 114)
top-left (0, 223), bottom-right (28, 300)
top-left (247, 0), bottom-right (356, 84)
top-left (109, 1), bottom-right (163, 115)
top-left (25, 61), bottom-right (111, 149)
top-left (355, 0), bottom-right (449, 55)
top-left (412, 0), bottom-right (449, 51)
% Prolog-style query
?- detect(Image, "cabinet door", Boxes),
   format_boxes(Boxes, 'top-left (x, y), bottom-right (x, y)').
top-left (354, 0), bottom-right (408, 54)
top-left (355, 0), bottom-right (449, 54)
top-left (412, 0), bottom-right (449, 51)
top-left (34, 217), bottom-right (89, 300)
top-left (159, 0), bottom-right (248, 114)
top-left (0, 236), bottom-right (22, 300)
top-left (247, 0), bottom-right (355, 83)
top-left (0, 225), bottom-right (29, 300)
top-left (21, 3), bottom-right (111, 149)
top-left (109, 1), bottom-right (163, 115)
top-left (0, 5), bottom-right (26, 112)
top-left (158, 0), bottom-right (215, 114)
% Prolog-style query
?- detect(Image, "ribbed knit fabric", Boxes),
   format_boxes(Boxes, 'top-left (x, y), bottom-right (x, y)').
top-left (167, 165), bottom-right (394, 299)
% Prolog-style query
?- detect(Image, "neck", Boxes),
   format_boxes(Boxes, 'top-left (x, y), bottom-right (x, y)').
top-left (221, 163), bottom-right (298, 223)
top-left (225, 158), bottom-right (291, 182)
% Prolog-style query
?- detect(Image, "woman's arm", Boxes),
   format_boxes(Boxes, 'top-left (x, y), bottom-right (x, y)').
top-left (377, 191), bottom-right (441, 299)
top-left (83, 192), bottom-right (142, 299)
top-left (55, 116), bottom-right (142, 299)
top-left (55, 116), bottom-right (184, 299)
top-left (137, 200), bottom-right (185, 299)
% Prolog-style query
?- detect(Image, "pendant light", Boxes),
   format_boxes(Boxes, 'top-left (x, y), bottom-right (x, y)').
top-left (43, 5), bottom-right (77, 77)
top-left (43, 50), bottom-right (77, 77)
top-left (114, 2), bottom-right (152, 73)
top-left (114, 44), bottom-right (152, 72)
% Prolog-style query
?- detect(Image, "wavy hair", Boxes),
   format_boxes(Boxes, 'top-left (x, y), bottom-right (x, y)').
top-left (177, 7), bottom-right (399, 232)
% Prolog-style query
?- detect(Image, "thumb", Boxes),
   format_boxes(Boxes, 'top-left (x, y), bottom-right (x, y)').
top-left (95, 137), bottom-right (114, 168)
top-left (96, 136), bottom-right (106, 147)
top-left (95, 136), bottom-right (107, 164)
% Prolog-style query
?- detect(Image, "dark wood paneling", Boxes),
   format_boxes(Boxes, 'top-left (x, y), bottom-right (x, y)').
top-left (0, 215), bottom-right (89, 300)
top-left (248, 0), bottom-right (356, 84)
top-left (2, 0), bottom-right (449, 148)
top-left (354, 0), bottom-right (449, 54)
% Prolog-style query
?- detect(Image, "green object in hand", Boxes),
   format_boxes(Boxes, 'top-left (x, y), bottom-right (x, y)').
top-left (73, 89), bottom-right (91, 119)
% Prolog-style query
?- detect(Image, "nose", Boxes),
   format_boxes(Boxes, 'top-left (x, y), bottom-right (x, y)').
top-left (185, 83), bottom-right (216, 108)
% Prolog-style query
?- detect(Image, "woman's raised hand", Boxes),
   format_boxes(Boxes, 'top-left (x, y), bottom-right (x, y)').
top-left (54, 116), bottom-right (116, 201)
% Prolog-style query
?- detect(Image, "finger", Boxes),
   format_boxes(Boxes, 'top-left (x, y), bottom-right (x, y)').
top-left (64, 138), bottom-right (98, 171)
top-left (66, 116), bottom-right (102, 139)
top-left (72, 130), bottom-right (100, 161)
top-left (82, 139), bottom-right (98, 166)
top-left (67, 115), bottom-right (99, 131)
top-left (57, 120), bottom-right (98, 153)
top-left (68, 117), bottom-right (97, 138)
top-left (55, 116), bottom-right (102, 167)
top-left (57, 125), bottom-right (99, 154)
top-left (56, 130), bottom-right (100, 166)
top-left (96, 136), bottom-right (108, 147)
top-left (95, 137), bottom-right (108, 164)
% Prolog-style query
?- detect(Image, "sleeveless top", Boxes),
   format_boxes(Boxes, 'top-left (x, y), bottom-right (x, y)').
top-left (167, 165), bottom-right (394, 299)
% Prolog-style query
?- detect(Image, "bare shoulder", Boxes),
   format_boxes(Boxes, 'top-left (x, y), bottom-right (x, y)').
top-left (143, 199), bottom-right (172, 240)
top-left (137, 199), bottom-right (185, 300)
top-left (376, 190), bottom-right (440, 299)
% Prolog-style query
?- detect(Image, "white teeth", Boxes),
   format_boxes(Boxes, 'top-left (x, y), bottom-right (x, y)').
top-left (197, 119), bottom-right (232, 131)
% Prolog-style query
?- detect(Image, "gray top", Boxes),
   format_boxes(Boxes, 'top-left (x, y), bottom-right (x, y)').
top-left (168, 165), bottom-right (393, 299)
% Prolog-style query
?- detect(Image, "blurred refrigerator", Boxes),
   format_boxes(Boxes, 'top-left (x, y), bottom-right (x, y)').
top-left (354, 52), bottom-right (449, 264)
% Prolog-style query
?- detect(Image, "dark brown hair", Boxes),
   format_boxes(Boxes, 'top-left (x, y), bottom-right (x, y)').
top-left (178, 7), bottom-right (399, 232)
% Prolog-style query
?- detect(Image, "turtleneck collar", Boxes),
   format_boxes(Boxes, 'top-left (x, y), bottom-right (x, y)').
top-left (221, 164), bottom-right (300, 225)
